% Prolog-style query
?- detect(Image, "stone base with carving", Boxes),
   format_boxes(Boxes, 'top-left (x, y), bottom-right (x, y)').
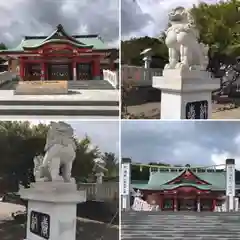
top-left (152, 68), bottom-right (220, 119)
top-left (20, 181), bottom-right (86, 240)
top-left (14, 81), bottom-right (68, 95)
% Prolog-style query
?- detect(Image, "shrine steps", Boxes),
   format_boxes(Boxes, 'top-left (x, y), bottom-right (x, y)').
top-left (0, 100), bottom-right (119, 117)
top-left (121, 211), bottom-right (240, 239)
top-left (68, 80), bottom-right (115, 90)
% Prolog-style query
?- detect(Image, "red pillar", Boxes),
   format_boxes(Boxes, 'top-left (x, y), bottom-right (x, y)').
top-left (173, 196), bottom-right (177, 211)
top-left (93, 57), bottom-right (101, 80)
top-left (19, 58), bottom-right (24, 80)
top-left (212, 199), bottom-right (216, 211)
top-left (159, 195), bottom-right (163, 211)
top-left (41, 62), bottom-right (45, 80)
top-left (45, 63), bottom-right (48, 80)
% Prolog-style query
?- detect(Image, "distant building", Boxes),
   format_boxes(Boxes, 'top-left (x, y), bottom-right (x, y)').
top-left (132, 167), bottom-right (240, 211)
top-left (0, 24), bottom-right (118, 81)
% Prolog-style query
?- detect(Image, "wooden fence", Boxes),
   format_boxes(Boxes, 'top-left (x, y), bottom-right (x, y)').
top-left (78, 182), bottom-right (118, 202)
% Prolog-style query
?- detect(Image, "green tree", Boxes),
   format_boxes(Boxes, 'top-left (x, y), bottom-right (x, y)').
top-left (121, 36), bottom-right (168, 67)
top-left (121, 0), bottom-right (240, 68)
top-left (0, 121), bottom-right (114, 192)
top-left (191, 0), bottom-right (240, 69)
top-left (72, 135), bottom-right (100, 182)
top-left (0, 43), bottom-right (7, 50)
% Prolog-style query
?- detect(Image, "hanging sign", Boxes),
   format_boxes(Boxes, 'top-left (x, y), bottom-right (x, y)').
top-left (226, 164), bottom-right (235, 196)
top-left (121, 163), bottom-right (130, 195)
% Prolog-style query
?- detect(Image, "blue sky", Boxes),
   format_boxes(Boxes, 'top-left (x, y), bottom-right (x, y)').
top-left (121, 0), bottom-right (223, 40)
top-left (29, 120), bottom-right (119, 156)
top-left (121, 121), bottom-right (240, 170)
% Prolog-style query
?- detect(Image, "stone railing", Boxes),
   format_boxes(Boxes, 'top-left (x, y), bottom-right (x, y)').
top-left (103, 69), bottom-right (119, 89)
top-left (77, 182), bottom-right (118, 201)
top-left (0, 71), bottom-right (15, 85)
top-left (121, 65), bottom-right (162, 86)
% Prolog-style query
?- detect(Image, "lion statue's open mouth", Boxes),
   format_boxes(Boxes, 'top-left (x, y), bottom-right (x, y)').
top-left (169, 6), bottom-right (186, 22)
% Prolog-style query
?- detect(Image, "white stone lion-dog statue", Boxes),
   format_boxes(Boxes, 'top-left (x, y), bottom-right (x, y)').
top-left (164, 6), bottom-right (209, 70)
top-left (33, 121), bottom-right (76, 183)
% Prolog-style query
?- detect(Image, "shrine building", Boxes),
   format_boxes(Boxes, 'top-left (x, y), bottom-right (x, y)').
top-left (0, 24), bottom-right (118, 81)
top-left (132, 167), bottom-right (240, 211)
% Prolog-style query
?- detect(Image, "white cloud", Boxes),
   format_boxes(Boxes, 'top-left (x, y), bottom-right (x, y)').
top-left (0, 0), bottom-right (119, 46)
top-left (122, 0), bottom-right (224, 39)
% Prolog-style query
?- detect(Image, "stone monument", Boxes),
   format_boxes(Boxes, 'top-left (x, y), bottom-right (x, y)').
top-left (19, 121), bottom-right (86, 240)
top-left (153, 6), bottom-right (220, 119)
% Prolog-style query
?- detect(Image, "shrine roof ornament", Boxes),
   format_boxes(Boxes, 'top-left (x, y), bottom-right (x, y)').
top-left (23, 24), bottom-right (93, 50)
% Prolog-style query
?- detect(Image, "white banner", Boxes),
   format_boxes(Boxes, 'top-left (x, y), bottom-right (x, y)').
top-left (121, 163), bottom-right (130, 195)
top-left (132, 197), bottom-right (155, 211)
top-left (235, 197), bottom-right (239, 211)
top-left (226, 164), bottom-right (235, 196)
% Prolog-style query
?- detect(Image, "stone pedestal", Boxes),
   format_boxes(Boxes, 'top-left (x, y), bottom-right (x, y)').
top-left (152, 68), bottom-right (220, 119)
top-left (20, 181), bottom-right (86, 240)
top-left (95, 172), bottom-right (104, 184)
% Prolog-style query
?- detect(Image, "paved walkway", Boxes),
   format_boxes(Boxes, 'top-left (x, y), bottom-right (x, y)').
top-left (0, 202), bottom-right (118, 240)
top-left (0, 89), bottom-right (118, 102)
top-left (126, 102), bottom-right (240, 119)
top-left (0, 203), bottom-right (25, 221)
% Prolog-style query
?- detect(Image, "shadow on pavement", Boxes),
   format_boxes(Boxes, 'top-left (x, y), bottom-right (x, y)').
top-left (0, 218), bottom-right (118, 240)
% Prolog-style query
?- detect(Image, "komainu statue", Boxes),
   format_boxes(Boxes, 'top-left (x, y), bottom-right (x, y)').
top-left (33, 121), bottom-right (76, 183)
top-left (164, 6), bottom-right (209, 70)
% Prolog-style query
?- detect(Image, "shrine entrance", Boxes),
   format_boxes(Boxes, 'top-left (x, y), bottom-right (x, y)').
top-left (178, 198), bottom-right (197, 211)
top-left (77, 63), bottom-right (92, 80)
top-left (48, 63), bottom-right (72, 80)
top-left (27, 64), bottom-right (41, 80)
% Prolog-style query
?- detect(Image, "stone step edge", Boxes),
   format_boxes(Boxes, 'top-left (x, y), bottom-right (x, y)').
top-left (0, 100), bottom-right (119, 106)
top-left (0, 108), bottom-right (119, 116)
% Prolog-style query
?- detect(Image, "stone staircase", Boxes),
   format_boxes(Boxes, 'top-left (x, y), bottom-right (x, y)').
top-left (121, 211), bottom-right (240, 239)
top-left (0, 80), bottom-right (118, 117)
top-left (68, 80), bottom-right (114, 90)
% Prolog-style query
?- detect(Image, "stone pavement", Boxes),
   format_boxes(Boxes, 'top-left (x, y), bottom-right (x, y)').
top-left (121, 211), bottom-right (240, 239)
top-left (0, 202), bottom-right (118, 240)
top-left (127, 102), bottom-right (240, 119)
top-left (0, 202), bottom-right (25, 221)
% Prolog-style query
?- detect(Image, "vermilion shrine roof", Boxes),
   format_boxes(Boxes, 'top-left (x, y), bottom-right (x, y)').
top-left (0, 24), bottom-right (114, 53)
top-left (132, 168), bottom-right (236, 191)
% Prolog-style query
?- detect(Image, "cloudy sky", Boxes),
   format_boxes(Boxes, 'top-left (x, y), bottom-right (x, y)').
top-left (121, 0), bottom-right (222, 40)
top-left (29, 120), bottom-right (119, 156)
top-left (0, 0), bottom-right (119, 47)
top-left (121, 121), bottom-right (240, 169)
